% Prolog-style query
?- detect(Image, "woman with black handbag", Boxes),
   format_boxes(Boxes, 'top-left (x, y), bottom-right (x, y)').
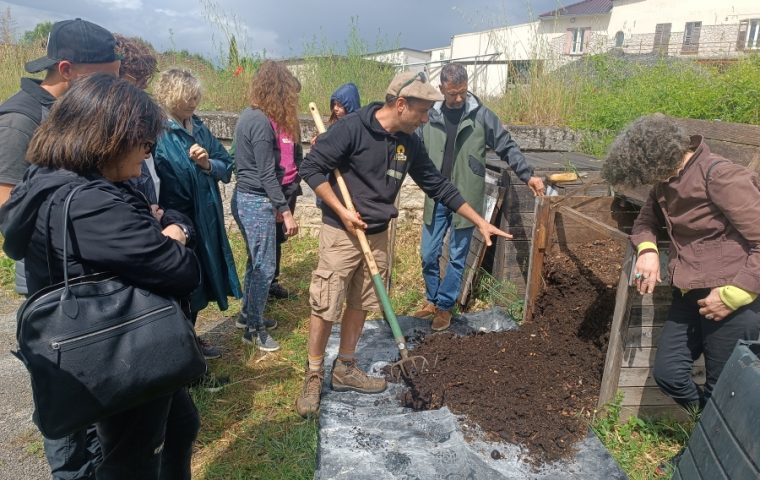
top-left (0, 74), bottom-right (203, 479)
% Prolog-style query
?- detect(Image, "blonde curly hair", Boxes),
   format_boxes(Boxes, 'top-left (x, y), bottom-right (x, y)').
top-left (153, 68), bottom-right (202, 113)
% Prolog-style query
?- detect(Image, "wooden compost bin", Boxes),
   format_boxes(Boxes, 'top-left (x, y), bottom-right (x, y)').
top-left (524, 118), bottom-right (760, 421)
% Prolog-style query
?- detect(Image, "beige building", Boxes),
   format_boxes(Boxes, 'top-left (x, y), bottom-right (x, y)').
top-left (367, 0), bottom-right (760, 97)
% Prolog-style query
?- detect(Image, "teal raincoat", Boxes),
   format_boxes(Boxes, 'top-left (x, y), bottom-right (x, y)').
top-left (153, 115), bottom-right (242, 312)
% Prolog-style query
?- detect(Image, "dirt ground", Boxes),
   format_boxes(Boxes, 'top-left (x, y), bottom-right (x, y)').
top-left (401, 240), bottom-right (624, 466)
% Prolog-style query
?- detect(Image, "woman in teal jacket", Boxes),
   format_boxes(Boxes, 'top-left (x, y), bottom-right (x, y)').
top-left (153, 68), bottom-right (242, 358)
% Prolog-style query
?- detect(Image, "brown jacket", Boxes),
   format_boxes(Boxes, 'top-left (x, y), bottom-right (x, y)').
top-left (630, 136), bottom-right (760, 293)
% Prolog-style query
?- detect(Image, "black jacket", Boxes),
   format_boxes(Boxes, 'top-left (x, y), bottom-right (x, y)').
top-left (299, 102), bottom-right (465, 233)
top-left (0, 166), bottom-right (200, 297)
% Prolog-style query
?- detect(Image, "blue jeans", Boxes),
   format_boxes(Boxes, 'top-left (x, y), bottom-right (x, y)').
top-left (231, 190), bottom-right (276, 330)
top-left (420, 203), bottom-right (474, 312)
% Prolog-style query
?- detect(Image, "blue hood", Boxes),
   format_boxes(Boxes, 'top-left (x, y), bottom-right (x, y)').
top-left (330, 83), bottom-right (361, 114)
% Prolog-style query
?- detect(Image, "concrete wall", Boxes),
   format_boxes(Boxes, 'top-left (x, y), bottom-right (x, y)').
top-left (198, 111), bottom-right (581, 233)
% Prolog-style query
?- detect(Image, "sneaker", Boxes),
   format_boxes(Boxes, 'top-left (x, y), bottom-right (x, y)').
top-left (189, 372), bottom-right (230, 393)
top-left (198, 337), bottom-right (222, 359)
top-left (412, 302), bottom-right (437, 319)
top-left (655, 448), bottom-right (685, 477)
top-left (331, 358), bottom-right (386, 394)
top-left (234, 313), bottom-right (277, 330)
top-left (432, 308), bottom-right (452, 331)
top-left (295, 367), bottom-right (325, 417)
top-left (269, 282), bottom-right (291, 299)
top-left (242, 329), bottom-right (280, 352)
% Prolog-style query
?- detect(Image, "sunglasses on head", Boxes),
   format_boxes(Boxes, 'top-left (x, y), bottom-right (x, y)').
top-left (396, 71), bottom-right (428, 96)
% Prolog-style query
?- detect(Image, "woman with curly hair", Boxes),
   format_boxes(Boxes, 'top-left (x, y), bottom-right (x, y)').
top-left (232, 60), bottom-right (300, 351)
top-left (603, 114), bottom-right (760, 472)
top-left (152, 68), bottom-right (242, 359)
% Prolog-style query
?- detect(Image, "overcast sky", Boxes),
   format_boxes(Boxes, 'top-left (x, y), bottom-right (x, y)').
top-left (1, 0), bottom-right (561, 61)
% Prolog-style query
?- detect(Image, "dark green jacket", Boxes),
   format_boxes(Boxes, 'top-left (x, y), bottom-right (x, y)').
top-left (154, 115), bottom-right (242, 312)
top-left (420, 93), bottom-right (533, 229)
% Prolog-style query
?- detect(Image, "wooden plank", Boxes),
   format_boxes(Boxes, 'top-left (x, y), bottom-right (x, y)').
top-left (620, 405), bottom-right (691, 422)
top-left (702, 140), bottom-right (760, 169)
top-left (674, 118), bottom-right (760, 148)
top-left (621, 386), bottom-right (680, 407)
top-left (556, 206), bottom-right (630, 243)
top-left (597, 245), bottom-right (635, 408)
top-left (628, 303), bottom-right (672, 326)
top-left (621, 347), bottom-right (706, 368)
top-left (625, 325), bottom-right (663, 348)
top-left (523, 196), bottom-right (554, 323)
top-left (618, 365), bottom-right (706, 387)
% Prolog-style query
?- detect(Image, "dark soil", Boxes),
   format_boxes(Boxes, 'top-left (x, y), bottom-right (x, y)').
top-left (401, 240), bottom-right (623, 466)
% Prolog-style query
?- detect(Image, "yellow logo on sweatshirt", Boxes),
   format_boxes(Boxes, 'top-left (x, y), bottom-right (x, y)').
top-left (394, 144), bottom-right (407, 163)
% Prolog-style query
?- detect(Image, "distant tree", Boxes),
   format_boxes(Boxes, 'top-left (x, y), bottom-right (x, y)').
top-left (21, 21), bottom-right (53, 46)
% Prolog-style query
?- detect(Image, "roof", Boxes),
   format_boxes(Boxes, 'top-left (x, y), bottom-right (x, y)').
top-left (539, 0), bottom-right (612, 18)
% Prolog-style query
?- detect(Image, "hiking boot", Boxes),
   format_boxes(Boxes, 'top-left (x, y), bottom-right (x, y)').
top-left (412, 302), bottom-right (437, 319)
top-left (331, 358), bottom-right (386, 394)
top-left (235, 313), bottom-right (277, 330)
top-left (269, 282), bottom-right (291, 299)
top-left (296, 367), bottom-right (325, 417)
top-left (432, 308), bottom-right (452, 331)
top-left (242, 329), bottom-right (280, 352)
top-left (197, 337), bottom-right (222, 359)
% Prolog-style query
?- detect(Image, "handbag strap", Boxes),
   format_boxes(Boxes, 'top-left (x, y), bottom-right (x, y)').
top-left (59, 184), bottom-right (87, 294)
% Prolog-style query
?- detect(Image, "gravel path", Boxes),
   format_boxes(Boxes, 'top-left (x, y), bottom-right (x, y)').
top-left (0, 289), bottom-right (47, 480)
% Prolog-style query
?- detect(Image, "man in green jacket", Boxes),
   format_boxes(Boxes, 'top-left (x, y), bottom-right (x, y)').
top-left (414, 63), bottom-right (544, 330)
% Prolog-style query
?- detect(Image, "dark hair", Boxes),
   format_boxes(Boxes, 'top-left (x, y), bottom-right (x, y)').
top-left (602, 113), bottom-right (692, 187)
top-left (440, 63), bottom-right (468, 85)
top-left (114, 34), bottom-right (158, 89)
top-left (27, 73), bottom-right (164, 174)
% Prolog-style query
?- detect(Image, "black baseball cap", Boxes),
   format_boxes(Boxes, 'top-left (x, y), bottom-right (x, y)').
top-left (25, 18), bottom-right (119, 74)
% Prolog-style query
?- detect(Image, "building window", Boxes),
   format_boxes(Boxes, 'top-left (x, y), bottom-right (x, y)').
top-left (747, 19), bottom-right (760, 49)
top-left (614, 31), bottom-right (624, 48)
top-left (566, 28), bottom-right (589, 55)
top-left (682, 21), bottom-right (702, 54)
top-left (653, 23), bottom-right (671, 54)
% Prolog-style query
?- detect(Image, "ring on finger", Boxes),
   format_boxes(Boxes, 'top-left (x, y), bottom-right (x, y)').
top-left (705, 314), bottom-right (715, 320)
top-left (634, 272), bottom-right (643, 280)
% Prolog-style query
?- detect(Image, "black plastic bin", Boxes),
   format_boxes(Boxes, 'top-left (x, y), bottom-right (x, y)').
top-left (674, 340), bottom-right (760, 479)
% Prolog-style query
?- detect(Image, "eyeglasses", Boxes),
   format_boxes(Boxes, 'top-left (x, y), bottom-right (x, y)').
top-left (142, 140), bottom-right (155, 154)
top-left (395, 71), bottom-right (428, 97)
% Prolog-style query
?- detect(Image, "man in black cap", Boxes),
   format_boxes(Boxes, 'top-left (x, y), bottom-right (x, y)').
top-left (0, 18), bottom-right (120, 480)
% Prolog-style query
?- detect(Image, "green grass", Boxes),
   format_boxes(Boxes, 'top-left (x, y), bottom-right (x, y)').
top-left (593, 394), bottom-right (693, 480)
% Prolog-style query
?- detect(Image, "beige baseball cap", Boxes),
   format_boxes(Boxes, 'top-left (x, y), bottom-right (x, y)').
top-left (386, 71), bottom-right (443, 102)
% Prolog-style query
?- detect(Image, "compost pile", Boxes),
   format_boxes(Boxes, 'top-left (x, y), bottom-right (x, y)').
top-left (401, 240), bottom-right (624, 465)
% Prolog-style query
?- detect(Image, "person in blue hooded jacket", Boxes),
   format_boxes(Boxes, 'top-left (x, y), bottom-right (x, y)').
top-left (311, 83), bottom-right (361, 145)
top-left (152, 68), bottom-right (242, 359)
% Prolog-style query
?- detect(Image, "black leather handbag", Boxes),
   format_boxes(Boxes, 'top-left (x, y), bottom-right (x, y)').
top-left (13, 184), bottom-right (206, 439)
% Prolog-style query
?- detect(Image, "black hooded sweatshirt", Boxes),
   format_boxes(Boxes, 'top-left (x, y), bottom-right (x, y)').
top-left (0, 166), bottom-right (200, 297)
top-left (299, 102), bottom-right (466, 234)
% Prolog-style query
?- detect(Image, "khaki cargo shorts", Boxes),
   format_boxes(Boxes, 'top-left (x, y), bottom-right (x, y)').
top-left (309, 224), bottom-right (388, 322)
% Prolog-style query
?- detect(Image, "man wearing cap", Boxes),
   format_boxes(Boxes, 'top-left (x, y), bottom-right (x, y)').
top-left (0, 18), bottom-right (119, 479)
top-left (295, 70), bottom-right (511, 417)
top-left (414, 63), bottom-right (545, 331)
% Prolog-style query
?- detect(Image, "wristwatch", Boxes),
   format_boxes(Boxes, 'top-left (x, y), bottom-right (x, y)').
top-left (176, 223), bottom-right (191, 244)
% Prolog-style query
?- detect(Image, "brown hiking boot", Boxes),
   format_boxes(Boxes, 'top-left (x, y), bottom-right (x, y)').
top-left (331, 358), bottom-right (387, 394)
top-left (432, 308), bottom-right (452, 331)
top-left (412, 302), bottom-right (437, 319)
top-left (295, 367), bottom-right (324, 417)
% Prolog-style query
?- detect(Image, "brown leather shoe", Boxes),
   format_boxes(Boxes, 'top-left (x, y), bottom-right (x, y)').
top-left (331, 358), bottom-right (386, 394)
top-left (432, 308), bottom-right (452, 331)
top-left (295, 367), bottom-right (324, 417)
top-left (412, 302), bottom-right (437, 319)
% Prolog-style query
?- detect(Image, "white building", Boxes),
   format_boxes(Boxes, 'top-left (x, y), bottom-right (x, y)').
top-left (367, 0), bottom-right (760, 97)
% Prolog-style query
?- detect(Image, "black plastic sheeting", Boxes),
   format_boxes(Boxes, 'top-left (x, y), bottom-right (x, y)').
top-left (314, 308), bottom-right (628, 480)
